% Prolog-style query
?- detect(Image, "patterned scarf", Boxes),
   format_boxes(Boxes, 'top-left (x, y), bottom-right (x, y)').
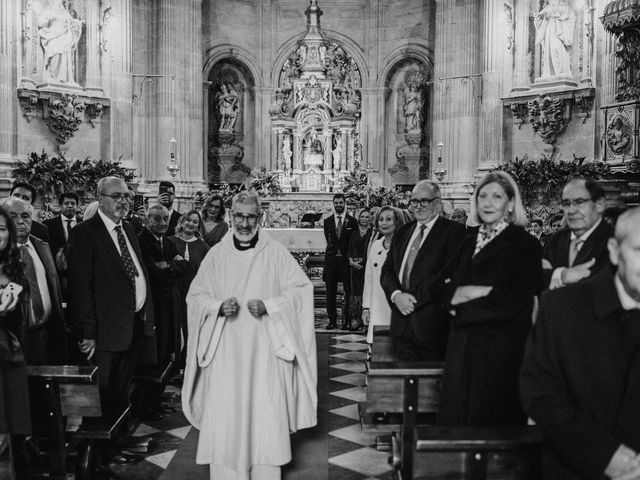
top-left (473, 219), bottom-right (509, 257)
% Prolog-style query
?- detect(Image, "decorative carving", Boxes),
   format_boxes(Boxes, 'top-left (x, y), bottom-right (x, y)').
top-left (503, 3), bottom-right (515, 50)
top-left (20, 94), bottom-right (39, 122)
top-left (269, 88), bottom-right (292, 117)
top-left (46, 94), bottom-right (86, 144)
top-left (510, 102), bottom-right (528, 128)
top-left (574, 94), bottom-right (593, 123)
top-left (86, 102), bottom-right (103, 128)
top-left (534, 0), bottom-right (576, 80)
top-left (606, 114), bottom-right (633, 156)
top-left (527, 94), bottom-right (568, 144)
top-left (294, 75), bottom-right (330, 107)
top-left (614, 28), bottom-right (640, 102)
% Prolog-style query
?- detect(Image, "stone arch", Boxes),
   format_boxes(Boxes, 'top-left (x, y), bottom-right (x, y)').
top-left (204, 44), bottom-right (263, 89)
top-left (379, 43), bottom-right (433, 88)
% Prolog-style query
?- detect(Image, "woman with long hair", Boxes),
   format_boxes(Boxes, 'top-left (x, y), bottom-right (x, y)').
top-left (200, 195), bottom-right (229, 247)
top-left (362, 206), bottom-right (406, 344)
top-left (0, 205), bottom-right (31, 461)
top-left (437, 171), bottom-right (543, 426)
top-left (168, 210), bottom-right (209, 367)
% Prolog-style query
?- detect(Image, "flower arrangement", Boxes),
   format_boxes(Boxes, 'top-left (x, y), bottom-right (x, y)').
top-left (13, 150), bottom-right (135, 205)
top-left (341, 166), bottom-right (400, 207)
top-left (248, 167), bottom-right (283, 198)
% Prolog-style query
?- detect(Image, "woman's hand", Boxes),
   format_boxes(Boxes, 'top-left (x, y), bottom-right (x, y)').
top-left (451, 285), bottom-right (493, 306)
top-left (362, 309), bottom-right (370, 325)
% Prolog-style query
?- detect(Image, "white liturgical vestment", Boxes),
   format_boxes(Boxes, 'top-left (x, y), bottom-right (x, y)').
top-left (182, 231), bottom-right (317, 471)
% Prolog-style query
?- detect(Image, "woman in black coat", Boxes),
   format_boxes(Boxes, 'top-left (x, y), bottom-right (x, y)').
top-left (437, 171), bottom-right (543, 426)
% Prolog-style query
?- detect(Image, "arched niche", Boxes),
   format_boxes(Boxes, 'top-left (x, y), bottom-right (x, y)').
top-left (206, 59), bottom-right (256, 185)
top-left (383, 59), bottom-right (432, 185)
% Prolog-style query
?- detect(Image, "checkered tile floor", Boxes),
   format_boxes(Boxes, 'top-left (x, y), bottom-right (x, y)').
top-left (99, 333), bottom-right (395, 479)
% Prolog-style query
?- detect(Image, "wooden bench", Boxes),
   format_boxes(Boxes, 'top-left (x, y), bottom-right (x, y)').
top-left (27, 365), bottom-right (131, 480)
top-left (409, 426), bottom-right (542, 480)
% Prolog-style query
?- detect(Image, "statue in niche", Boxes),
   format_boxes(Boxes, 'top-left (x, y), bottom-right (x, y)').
top-left (310, 130), bottom-right (323, 154)
top-left (38, 0), bottom-right (83, 84)
top-left (535, 0), bottom-right (576, 79)
top-left (332, 134), bottom-right (342, 170)
top-left (403, 82), bottom-right (424, 132)
top-left (216, 83), bottom-right (239, 132)
top-left (282, 135), bottom-right (292, 169)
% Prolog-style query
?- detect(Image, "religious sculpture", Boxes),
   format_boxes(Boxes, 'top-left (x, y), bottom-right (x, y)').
top-left (310, 130), bottom-right (323, 154)
top-left (332, 134), bottom-right (342, 170)
top-left (535, 0), bottom-right (576, 79)
top-left (38, 0), bottom-right (83, 84)
top-left (403, 83), bottom-right (424, 132)
top-left (216, 83), bottom-right (239, 132)
top-left (282, 134), bottom-right (292, 170)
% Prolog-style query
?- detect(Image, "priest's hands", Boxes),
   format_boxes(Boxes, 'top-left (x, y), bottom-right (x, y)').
top-left (247, 299), bottom-right (267, 318)
top-left (220, 297), bottom-right (240, 317)
top-left (605, 444), bottom-right (640, 480)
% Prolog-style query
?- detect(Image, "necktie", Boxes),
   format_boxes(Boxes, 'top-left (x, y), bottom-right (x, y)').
top-left (19, 245), bottom-right (45, 326)
top-left (337, 216), bottom-right (343, 238)
top-left (65, 219), bottom-right (73, 241)
top-left (568, 237), bottom-right (584, 267)
top-left (114, 225), bottom-right (139, 283)
top-left (402, 224), bottom-right (426, 289)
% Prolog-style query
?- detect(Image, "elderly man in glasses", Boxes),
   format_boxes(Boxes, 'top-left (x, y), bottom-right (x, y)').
top-left (182, 191), bottom-right (317, 480)
top-left (381, 180), bottom-right (465, 361)
top-left (542, 177), bottom-right (613, 290)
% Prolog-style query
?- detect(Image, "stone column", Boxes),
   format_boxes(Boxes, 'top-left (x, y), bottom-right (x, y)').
top-left (84, 1), bottom-right (103, 96)
top-left (433, 0), bottom-right (483, 191)
top-left (340, 127), bottom-right (349, 171)
top-left (323, 129), bottom-right (332, 170)
top-left (512, 0), bottom-right (530, 91)
top-left (0, 0), bottom-right (15, 174)
top-left (274, 128), bottom-right (282, 170)
top-left (360, 87), bottom-right (386, 181)
top-left (479, 0), bottom-right (506, 170)
top-left (203, 80), bottom-right (212, 182)
top-left (293, 131), bottom-right (301, 171)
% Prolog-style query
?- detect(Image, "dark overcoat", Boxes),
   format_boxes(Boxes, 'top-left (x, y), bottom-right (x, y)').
top-left (437, 224), bottom-right (542, 426)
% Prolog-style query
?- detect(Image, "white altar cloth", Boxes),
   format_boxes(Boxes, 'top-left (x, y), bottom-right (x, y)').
top-left (264, 228), bottom-right (326, 252)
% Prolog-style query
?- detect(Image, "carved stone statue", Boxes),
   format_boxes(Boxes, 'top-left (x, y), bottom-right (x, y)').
top-left (403, 83), bottom-right (424, 132)
top-left (332, 134), bottom-right (342, 170)
top-left (38, 0), bottom-right (83, 84)
top-left (282, 134), bottom-right (292, 170)
top-left (216, 83), bottom-right (239, 132)
top-left (310, 130), bottom-right (323, 154)
top-left (535, 0), bottom-right (576, 79)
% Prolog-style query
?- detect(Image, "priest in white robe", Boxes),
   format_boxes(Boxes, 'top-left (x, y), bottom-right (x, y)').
top-left (182, 191), bottom-right (317, 480)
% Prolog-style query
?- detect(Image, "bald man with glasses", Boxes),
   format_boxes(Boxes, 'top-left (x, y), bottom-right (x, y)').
top-left (381, 180), bottom-right (465, 361)
top-left (542, 177), bottom-right (613, 290)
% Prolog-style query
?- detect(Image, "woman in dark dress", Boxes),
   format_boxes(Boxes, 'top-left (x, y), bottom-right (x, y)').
top-left (0, 206), bottom-right (31, 475)
top-left (200, 195), bottom-right (229, 247)
top-left (169, 210), bottom-right (209, 367)
top-left (347, 209), bottom-right (373, 331)
top-left (437, 171), bottom-right (543, 426)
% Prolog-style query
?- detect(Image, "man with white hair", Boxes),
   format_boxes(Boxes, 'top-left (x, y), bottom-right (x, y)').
top-left (182, 191), bottom-right (317, 480)
top-left (521, 207), bottom-right (640, 480)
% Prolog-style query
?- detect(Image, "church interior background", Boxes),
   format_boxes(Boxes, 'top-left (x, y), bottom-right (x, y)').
top-left (1, 0), bottom-right (638, 225)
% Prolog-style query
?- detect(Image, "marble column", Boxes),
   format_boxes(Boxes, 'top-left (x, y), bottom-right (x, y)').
top-left (85, 1), bottom-right (103, 96)
top-left (360, 87), bottom-right (386, 181)
top-left (340, 127), bottom-right (349, 171)
top-left (323, 130), bottom-right (332, 171)
top-left (203, 80), bottom-right (212, 182)
top-left (433, 0), bottom-right (483, 190)
top-left (293, 131), bottom-right (301, 171)
top-left (512, 0), bottom-right (531, 91)
top-left (0, 0), bottom-right (15, 172)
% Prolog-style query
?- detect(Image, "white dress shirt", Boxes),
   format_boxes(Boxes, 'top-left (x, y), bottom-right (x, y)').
top-left (22, 239), bottom-right (52, 323)
top-left (98, 209), bottom-right (147, 312)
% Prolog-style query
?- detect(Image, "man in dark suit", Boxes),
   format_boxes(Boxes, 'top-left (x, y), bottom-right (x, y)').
top-left (381, 180), bottom-right (465, 361)
top-left (10, 182), bottom-right (50, 242)
top-left (157, 181), bottom-right (182, 236)
top-left (323, 193), bottom-right (358, 329)
top-left (520, 207), bottom-right (640, 480)
top-left (542, 177), bottom-right (612, 289)
top-left (68, 177), bottom-right (156, 427)
top-left (2, 197), bottom-right (67, 365)
top-left (138, 204), bottom-right (188, 418)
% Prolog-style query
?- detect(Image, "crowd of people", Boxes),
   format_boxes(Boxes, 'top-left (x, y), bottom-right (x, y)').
top-left (0, 169), bottom-right (638, 480)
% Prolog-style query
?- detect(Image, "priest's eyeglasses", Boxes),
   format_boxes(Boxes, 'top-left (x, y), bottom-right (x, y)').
top-left (409, 197), bottom-right (440, 208)
top-left (232, 213), bottom-right (260, 224)
top-left (101, 193), bottom-right (132, 203)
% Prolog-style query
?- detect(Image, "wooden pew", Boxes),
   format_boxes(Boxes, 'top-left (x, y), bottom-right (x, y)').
top-left (411, 426), bottom-right (542, 480)
top-left (26, 365), bottom-right (131, 480)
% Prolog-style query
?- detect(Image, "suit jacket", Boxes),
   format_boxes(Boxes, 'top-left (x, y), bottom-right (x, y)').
top-left (323, 213), bottom-right (358, 258)
top-left (437, 225), bottom-right (542, 426)
top-left (19, 235), bottom-right (67, 364)
top-left (30, 220), bottom-right (50, 243)
top-left (67, 214), bottom-right (154, 352)
top-left (166, 209), bottom-right (182, 237)
top-left (43, 215), bottom-right (83, 260)
top-left (541, 219), bottom-right (613, 288)
top-left (380, 217), bottom-right (466, 353)
top-left (520, 268), bottom-right (640, 480)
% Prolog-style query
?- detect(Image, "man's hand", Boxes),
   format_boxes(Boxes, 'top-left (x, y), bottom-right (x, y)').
top-left (605, 445), bottom-right (640, 480)
top-left (451, 285), bottom-right (493, 306)
top-left (220, 297), bottom-right (240, 317)
top-left (173, 254), bottom-right (185, 262)
top-left (349, 258), bottom-right (364, 270)
top-left (78, 339), bottom-right (96, 360)
top-left (361, 309), bottom-right (370, 325)
top-left (394, 292), bottom-right (417, 316)
top-left (561, 258), bottom-right (596, 285)
top-left (156, 193), bottom-right (170, 206)
top-left (154, 261), bottom-right (170, 269)
top-left (247, 299), bottom-right (266, 318)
